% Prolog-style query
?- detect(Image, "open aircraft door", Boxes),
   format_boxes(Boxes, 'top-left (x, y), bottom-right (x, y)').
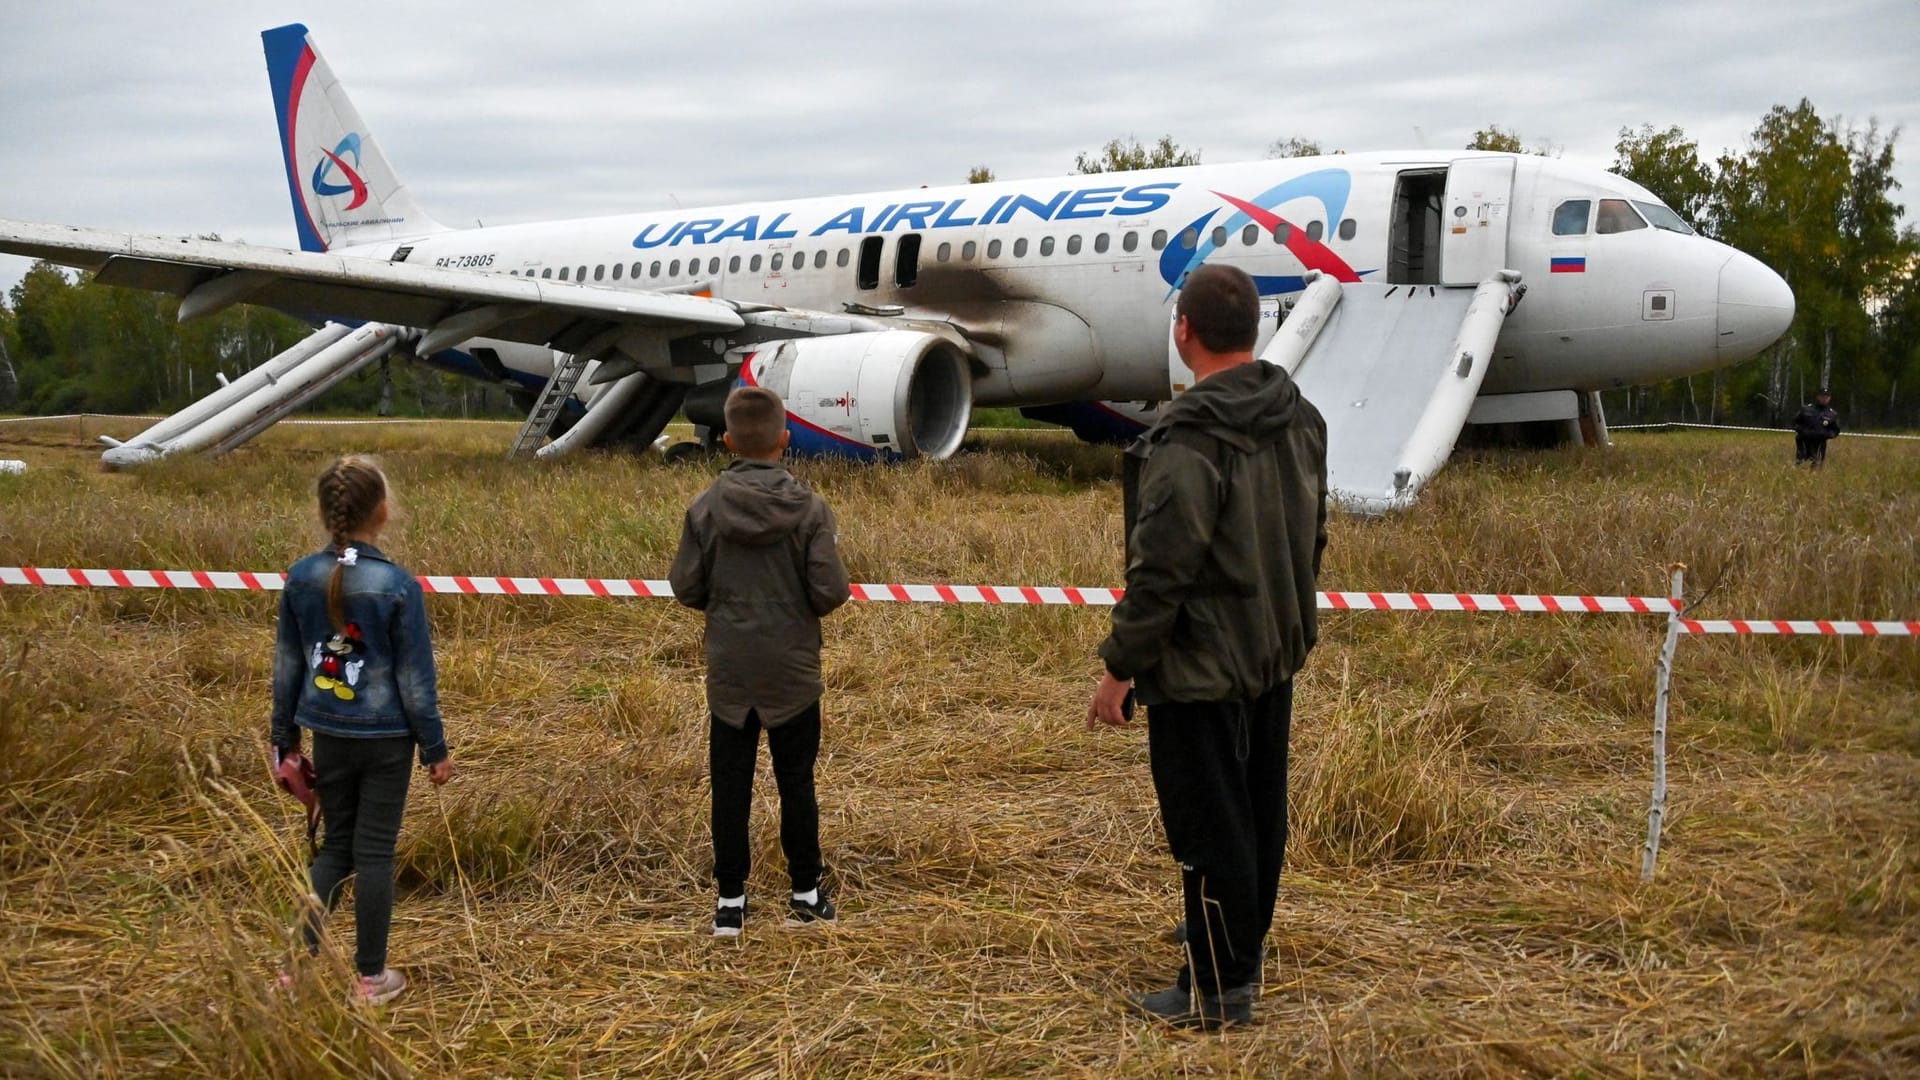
top-left (1441, 157), bottom-right (1515, 285)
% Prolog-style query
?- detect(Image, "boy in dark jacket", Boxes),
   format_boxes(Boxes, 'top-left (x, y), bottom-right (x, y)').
top-left (670, 386), bottom-right (852, 937)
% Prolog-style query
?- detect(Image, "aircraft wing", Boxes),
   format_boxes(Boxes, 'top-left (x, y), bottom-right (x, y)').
top-left (0, 220), bottom-right (744, 356)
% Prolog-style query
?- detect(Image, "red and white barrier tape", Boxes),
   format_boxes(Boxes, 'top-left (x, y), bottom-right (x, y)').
top-left (1319, 591), bottom-right (1672, 614)
top-left (5, 567), bottom-right (1912, 633)
top-left (1614, 422), bottom-right (1920, 442)
top-left (1681, 619), bottom-right (1919, 637)
top-left (0, 566), bottom-right (1691, 614)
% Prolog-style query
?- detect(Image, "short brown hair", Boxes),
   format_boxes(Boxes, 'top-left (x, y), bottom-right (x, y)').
top-left (724, 385), bottom-right (787, 456)
top-left (1176, 264), bottom-right (1259, 353)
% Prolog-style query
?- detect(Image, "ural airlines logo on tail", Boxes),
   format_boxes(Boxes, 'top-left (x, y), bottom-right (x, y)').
top-left (1160, 168), bottom-right (1367, 297)
top-left (262, 22), bottom-right (446, 252)
top-left (311, 134), bottom-right (370, 209)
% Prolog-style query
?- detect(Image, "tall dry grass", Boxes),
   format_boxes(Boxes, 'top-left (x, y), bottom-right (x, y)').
top-left (0, 417), bottom-right (1916, 1077)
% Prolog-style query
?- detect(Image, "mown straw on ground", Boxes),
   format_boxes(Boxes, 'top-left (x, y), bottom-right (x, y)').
top-left (1, 417), bottom-right (1915, 1077)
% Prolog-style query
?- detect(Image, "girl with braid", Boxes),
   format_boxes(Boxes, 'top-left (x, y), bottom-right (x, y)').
top-left (270, 455), bottom-right (454, 1005)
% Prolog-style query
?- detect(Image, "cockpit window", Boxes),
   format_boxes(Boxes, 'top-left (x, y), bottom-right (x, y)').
top-left (1596, 199), bottom-right (1648, 234)
top-left (1552, 200), bottom-right (1591, 235)
top-left (1631, 200), bottom-right (1696, 236)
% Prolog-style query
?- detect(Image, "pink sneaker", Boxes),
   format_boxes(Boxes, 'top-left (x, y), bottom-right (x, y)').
top-left (351, 968), bottom-right (407, 1005)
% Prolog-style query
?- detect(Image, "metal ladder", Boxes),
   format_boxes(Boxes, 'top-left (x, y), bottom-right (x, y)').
top-left (506, 354), bottom-right (590, 459)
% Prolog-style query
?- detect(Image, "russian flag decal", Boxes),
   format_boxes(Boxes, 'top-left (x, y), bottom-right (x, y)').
top-left (1550, 256), bottom-right (1587, 274)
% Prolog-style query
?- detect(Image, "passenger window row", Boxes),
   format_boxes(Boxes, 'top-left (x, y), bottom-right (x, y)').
top-left (504, 217), bottom-right (1361, 281)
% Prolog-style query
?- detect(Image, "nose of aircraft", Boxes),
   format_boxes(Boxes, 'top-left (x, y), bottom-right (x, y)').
top-left (1717, 251), bottom-right (1795, 360)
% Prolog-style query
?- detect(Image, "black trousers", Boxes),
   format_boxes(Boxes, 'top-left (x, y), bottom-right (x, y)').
top-left (710, 702), bottom-right (822, 897)
top-left (1795, 434), bottom-right (1828, 467)
top-left (1146, 681), bottom-right (1293, 997)
top-left (306, 732), bottom-right (414, 976)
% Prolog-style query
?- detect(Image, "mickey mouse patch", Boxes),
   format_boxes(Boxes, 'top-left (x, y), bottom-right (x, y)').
top-left (310, 623), bottom-right (366, 700)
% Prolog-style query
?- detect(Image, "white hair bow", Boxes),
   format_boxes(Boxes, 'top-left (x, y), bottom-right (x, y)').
top-left (337, 546), bottom-right (359, 566)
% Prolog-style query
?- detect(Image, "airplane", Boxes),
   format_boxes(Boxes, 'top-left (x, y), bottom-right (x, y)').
top-left (0, 23), bottom-right (1794, 511)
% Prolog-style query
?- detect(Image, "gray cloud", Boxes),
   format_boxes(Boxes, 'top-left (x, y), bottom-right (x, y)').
top-left (3, 0), bottom-right (1916, 296)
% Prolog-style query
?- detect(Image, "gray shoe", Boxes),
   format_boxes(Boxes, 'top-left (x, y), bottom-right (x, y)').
top-left (1168, 921), bottom-right (1268, 988)
top-left (1127, 983), bottom-right (1253, 1030)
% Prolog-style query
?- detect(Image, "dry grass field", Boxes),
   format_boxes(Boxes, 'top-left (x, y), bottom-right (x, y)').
top-left (1, 415), bottom-right (1916, 1078)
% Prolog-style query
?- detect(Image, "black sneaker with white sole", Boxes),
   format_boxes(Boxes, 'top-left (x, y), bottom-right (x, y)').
top-left (713, 900), bottom-right (745, 938)
top-left (785, 893), bottom-right (835, 926)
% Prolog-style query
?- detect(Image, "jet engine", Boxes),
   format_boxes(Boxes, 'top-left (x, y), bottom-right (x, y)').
top-left (739, 331), bottom-right (972, 459)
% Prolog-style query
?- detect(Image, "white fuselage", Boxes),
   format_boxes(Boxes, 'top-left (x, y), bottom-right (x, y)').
top-left (342, 151), bottom-right (1792, 407)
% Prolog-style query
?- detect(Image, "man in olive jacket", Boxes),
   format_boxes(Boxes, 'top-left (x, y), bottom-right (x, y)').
top-left (671, 386), bottom-right (851, 935)
top-left (1088, 263), bottom-right (1329, 1029)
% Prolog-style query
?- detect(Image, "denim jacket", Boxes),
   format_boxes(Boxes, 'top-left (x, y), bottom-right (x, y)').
top-left (270, 543), bottom-right (449, 765)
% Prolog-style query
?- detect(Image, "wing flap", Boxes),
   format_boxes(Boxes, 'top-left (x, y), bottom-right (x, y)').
top-left (95, 256), bottom-right (227, 296)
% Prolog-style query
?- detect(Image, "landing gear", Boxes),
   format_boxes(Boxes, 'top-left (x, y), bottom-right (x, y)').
top-left (661, 423), bottom-right (723, 464)
top-left (662, 440), bottom-right (712, 465)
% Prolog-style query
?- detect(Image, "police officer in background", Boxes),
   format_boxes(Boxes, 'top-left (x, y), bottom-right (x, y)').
top-left (1087, 263), bottom-right (1328, 1030)
top-left (1792, 388), bottom-right (1842, 468)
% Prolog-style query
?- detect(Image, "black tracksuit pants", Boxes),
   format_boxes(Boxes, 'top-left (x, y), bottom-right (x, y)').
top-left (710, 702), bottom-right (822, 898)
top-left (1146, 681), bottom-right (1293, 997)
top-left (305, 732), bottom-right (414, 977)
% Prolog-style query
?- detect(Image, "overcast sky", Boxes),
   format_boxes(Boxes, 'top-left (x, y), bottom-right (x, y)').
top-left (3, 1), bottom-right (1917, 298)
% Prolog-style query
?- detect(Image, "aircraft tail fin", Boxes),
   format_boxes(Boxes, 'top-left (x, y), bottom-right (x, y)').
top-left (261, 24), bottom-right (447, 253)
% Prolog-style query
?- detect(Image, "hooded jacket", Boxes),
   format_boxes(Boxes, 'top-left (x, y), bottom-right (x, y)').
top-left (1099, 360), bottom-right (1329, 705)
top-left (669, 459), bottom-right (851, 728)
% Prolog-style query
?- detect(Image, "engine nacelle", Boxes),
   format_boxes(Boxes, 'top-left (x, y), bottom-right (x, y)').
top-left (739, 331), bottom-right (972, 459)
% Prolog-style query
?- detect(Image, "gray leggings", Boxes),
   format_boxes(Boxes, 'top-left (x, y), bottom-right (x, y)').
top-left (304, 732), bottom-right (414, 976)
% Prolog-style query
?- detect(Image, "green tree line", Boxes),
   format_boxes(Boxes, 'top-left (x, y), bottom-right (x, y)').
top-left (1605, 102), bottom-right (1917, 429)
top-left (0, 261), bottom-right (518, 418)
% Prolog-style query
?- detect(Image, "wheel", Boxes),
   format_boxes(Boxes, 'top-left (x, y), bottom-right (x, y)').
top-left (662, 440), bottom-right (712, 465)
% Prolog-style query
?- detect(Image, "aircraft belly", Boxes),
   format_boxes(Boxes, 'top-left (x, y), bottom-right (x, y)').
top-left (1491, 313), bottom-right (1716, 392)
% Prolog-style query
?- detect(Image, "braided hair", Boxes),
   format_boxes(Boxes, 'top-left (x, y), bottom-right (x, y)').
top-left (316, 455), bottom-right (389, 632)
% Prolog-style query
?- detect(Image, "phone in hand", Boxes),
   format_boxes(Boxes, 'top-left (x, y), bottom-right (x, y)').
top-left (1121, 688), bottom-right (1136, 723)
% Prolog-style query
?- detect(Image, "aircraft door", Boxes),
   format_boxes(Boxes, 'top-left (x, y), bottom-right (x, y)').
top-left (1441, 157), bottom-right (1515, 285)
